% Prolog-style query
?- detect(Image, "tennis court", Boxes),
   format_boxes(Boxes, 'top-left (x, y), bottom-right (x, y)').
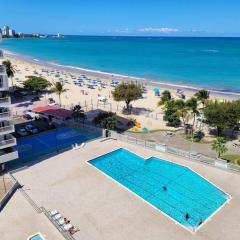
top-left (16, 127), bottom-right (101, 161)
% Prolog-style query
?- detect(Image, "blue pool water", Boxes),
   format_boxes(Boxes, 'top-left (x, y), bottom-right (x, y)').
top-left (17, 127), bottom-right (100, 161)
top-left (28, 234), bottom-right (44, 240)
top-left (89, 148), bottom-right (229, 231)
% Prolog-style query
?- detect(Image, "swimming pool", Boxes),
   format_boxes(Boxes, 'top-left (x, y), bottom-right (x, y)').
top-left (27, 232), bottom-right (45, 240)
top-left (89, 148), bottom-right (230, 231)
top-left (17, 127), bottom-right (101, 161)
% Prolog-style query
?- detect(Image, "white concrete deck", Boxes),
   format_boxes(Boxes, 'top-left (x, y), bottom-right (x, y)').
top-left (1, 138), bottom-right (240, 240)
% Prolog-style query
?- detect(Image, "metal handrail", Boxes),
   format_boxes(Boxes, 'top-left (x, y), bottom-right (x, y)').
top-left (18, 188), bottom-right (76, 240)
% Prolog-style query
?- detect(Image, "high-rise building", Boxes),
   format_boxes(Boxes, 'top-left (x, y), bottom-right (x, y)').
top-left (9, 29), bottom-right (15, 37)
top-left (0, 50), bottom-right (18, 170)
top-left (2, 26), bottom-right (10, 37)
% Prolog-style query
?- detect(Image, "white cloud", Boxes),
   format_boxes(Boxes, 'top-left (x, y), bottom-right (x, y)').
top-left (139, 27), bottom-right (179, 33)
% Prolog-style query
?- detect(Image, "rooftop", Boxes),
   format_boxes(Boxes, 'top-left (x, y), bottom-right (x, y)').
top-left (33, 105), bottom-right (72, 119)
top-left (1, 139), bottom-right (240, 240)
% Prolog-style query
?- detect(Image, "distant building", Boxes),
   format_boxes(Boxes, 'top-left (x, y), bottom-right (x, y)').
top-left (2, 26), bottom-right (10, 37)
top-left (9, 29), bottom-right (15, 37)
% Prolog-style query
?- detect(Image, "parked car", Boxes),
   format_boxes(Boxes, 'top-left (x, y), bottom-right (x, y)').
top-left (23, 114), bottom-right (33, 120)
top-left (17, 128), bottom-right (28, 137)
top-left (25, 124), bottom-right (38, 134)
top-left (48, 98), bottom-right (55, 103)
top-left (23, 110), bottom-right (39, 119)
top-left (31, 96), bottom-right (40, 102)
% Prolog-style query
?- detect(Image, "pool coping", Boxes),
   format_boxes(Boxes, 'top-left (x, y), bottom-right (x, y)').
top-left (86, 147), bottom-right (232, 234)
top-left (27, 232), bottom-right (46, 240)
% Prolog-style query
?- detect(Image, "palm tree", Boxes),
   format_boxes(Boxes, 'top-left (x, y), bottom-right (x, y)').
top-left (51, 81), bottom-right (68, 106)
top-left (195, 89), bottom-right (210, 109)
top-left (186, 97), bottom-right (199, 134)
top-left (72, 105), bottom-right (85, 123)
top-left (212, 137), bottom-right (228, 158)
top-left (2, 60), bottom-right (16, 89)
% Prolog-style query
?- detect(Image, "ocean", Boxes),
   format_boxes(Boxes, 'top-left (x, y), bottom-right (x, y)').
top-left (1, 36), bottom-right (240, 93)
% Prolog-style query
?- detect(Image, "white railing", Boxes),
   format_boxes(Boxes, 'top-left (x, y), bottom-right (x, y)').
top-left (0, 149), bottom-right (18, 164)
top-left (0, 136), bottom-right (16, 148)
top-left (0, 65), bottom-right (6, 74)
top-left (0, 111), bottom-right (11, 119)
top-left (0, 124), bottom-right (14, 133)
top-left (109, 130), bottom-right (240, 173)
top-left (0, 97), bottom-right (10, 104)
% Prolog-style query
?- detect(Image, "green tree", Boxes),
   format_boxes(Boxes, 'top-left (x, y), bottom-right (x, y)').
top-left (194, 89), bottom-right (210, 108)
top-left (203, 101), bottom-right (229, 136)
top-left (101, 117), bottom-right (117, 130)
top-left (186, 97), bottom-right (199, 132)
top-left (112, 83), bottom-right (142, 112)
top-left (158, 90), bottom-right (172, 106)
top-left (2, 60), bottom-right (16, 88)
top-left (72, 105), bottom-right (85, 123)
top-left (212, 137), bottom-right (228, 158)
top-left (51, 81), bottom-right (68, 106)
top-left (24, 76), bottom-right (51, 93)
top-left (174, 99), bottom-right (190, 125)
top-left (163, 100), bottom-right (181, 127)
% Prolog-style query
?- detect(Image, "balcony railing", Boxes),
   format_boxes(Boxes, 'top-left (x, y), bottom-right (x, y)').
top-left (0, 50), bottom-right (3, 59)
top-left (0, 135), bottom-right (16, 148)
top-left (0, 148), bottom-right (18, 164)
top-left (0, 97), bottom-right (10, 105)
top-left (0, 65), bottom-right (6, 74)
top-left (0, 75), bottom-right (9, 89)
top-left (0, 123), bottom-right (14, 134)
top-left (0, 111), bottom-right (11, 119)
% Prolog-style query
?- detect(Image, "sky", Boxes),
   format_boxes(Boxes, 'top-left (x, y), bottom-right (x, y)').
top-left (1, 0), bottom-right (240, 36)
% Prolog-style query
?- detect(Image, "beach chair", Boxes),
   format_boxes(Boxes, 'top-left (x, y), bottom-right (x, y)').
top-left (52, 213), bottom-right (62, 220)
top-left (63, 224), bottom-right (73, 231)
top-left (49, 210), bottom-right (58, 216)
top-left (57, 218), bottom-right (66, 226)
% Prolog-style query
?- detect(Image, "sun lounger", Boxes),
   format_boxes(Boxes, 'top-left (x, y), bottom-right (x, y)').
top-left (49, 210), bottom-right (58, 216)
top-left (63, 224), bottom-right (73, 231)
top-left (57, 218), bottom-right (66, 226)
top-left (52, 213), bottom-right (62, 220)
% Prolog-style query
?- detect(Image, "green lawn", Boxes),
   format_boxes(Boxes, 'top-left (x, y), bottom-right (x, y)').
top-left (222, 155), bottom-right (240, 166)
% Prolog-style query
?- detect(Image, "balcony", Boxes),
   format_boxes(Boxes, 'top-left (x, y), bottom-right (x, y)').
top-left (0, 75), bottom-right (9, 90)
top-left (0, 110), bottom-right (11, 120)
top-left (0, 147), bottom-right (18, 164)
top-left (0, 121), bottom-right (14, 135)
top-left (0, 97), bottom-right (10, 107)
top-left (0, 65), bottom-right (6, 74)
top-left (0, 134), bottom-right (17, 150)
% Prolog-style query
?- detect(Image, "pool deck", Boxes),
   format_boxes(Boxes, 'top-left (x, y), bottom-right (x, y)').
top-left (1, 138), bottom-right (240, 240)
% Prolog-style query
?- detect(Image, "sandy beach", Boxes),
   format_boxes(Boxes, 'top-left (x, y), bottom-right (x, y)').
top-left (5, 53), bottom-right (240, 131)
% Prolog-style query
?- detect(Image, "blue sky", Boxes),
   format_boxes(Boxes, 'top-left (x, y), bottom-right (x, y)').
top-left (1, 0), bottom-right (240, 36)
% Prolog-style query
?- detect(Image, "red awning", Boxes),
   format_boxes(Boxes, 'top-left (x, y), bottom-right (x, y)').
top-left (33, 106), bottom-right (72, 118)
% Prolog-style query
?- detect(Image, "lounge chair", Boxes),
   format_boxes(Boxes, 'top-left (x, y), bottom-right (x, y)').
top-left (63, 224), bottom-right (73, 231)
top-left (49, 210), bottom-right (58, 216)
top-left (57, 218), bottom-right (66, 226)
top-left (52, 214), bottom-right (62, 220)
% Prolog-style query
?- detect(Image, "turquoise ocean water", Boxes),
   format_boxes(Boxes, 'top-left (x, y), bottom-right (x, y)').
top-left (1, 36), bottom-right (240, 92)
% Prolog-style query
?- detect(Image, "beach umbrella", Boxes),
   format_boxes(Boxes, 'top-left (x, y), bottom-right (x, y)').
top-left (55, 73), bottom-right (60, 78)
top-left (152, 87), bottom-right (160, 92)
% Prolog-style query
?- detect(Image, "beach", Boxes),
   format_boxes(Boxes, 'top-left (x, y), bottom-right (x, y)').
top-left (5, 53), bottom-right (240, 131)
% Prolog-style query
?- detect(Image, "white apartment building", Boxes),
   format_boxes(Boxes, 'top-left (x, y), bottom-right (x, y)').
top-left (0, 49), bottom-right (18, 170)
